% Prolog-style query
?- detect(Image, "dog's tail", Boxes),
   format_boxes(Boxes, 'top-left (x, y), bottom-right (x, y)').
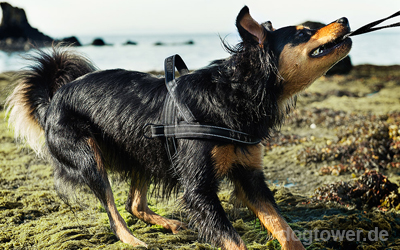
top-left (5, 46), bottom-right (97, 156)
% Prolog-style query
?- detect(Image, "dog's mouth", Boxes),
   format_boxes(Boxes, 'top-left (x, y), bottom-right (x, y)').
top-left (310, 34), bottom-right (351, 58)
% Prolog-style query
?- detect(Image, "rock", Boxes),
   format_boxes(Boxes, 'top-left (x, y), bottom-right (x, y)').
top-left (183, 40), bottom-right (195, 45)
top-left (154, 40), bottom-right (195, 46)
top-left (325, 55), bottom-right (353, 75)
top-left (91, 38), bottom-right (108, 46)
top-left (124, 40), bottom-right (137, 45)
top-left (301, 21), bottom-right (353, 75)
top-left (154, 41), bottom-right (165, 46)
top-left (0, 2), bottom-right (53, 51)
top-left (59, 36), bottom-right (81, 46)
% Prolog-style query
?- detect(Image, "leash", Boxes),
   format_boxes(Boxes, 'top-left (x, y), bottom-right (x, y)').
top-left (344, 10), bottom-right (400, 38)
top-left (145, 55), bottom-right (261, 162)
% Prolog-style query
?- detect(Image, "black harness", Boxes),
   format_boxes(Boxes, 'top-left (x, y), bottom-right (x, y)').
top-left (145, 55), bottom-right (261, 162)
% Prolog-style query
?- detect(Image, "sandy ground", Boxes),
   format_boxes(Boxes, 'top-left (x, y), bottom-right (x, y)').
top-left (1, 65), bottom-right (400, 249)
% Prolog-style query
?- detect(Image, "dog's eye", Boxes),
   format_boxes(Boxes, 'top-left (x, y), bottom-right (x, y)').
top-left (296, 30), bottom-right (305, 37)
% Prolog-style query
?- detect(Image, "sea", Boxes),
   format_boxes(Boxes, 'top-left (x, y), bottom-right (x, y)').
top-left (0, 31), bottom-right (399, 73)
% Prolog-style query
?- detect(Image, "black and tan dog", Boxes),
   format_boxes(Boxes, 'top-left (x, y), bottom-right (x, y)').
top-left (6, 6), bottom-right (351, 250)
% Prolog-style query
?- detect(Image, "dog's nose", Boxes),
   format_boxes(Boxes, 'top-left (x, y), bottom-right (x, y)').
top-left (336, 17), bottom-right (350, 29)
top-left (336, 17), bottom-right (349, 25)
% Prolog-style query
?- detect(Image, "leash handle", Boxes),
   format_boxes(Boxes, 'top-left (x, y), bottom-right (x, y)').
top-left (161, 54), bottom-right (191, 163)
top-left (346, 10), bottom-right (400, 38)
top-left (164, 54), bottom-right (195, 123)
top-left (164, 54), bottom-right (190, 83)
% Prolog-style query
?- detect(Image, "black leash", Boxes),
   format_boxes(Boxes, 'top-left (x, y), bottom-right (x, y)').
top-left (344, 10), bottom-right (400, 38)
top-left (146, 55), bottom-right (261, 163)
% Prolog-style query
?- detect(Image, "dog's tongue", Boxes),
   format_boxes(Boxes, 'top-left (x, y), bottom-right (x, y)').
top-left (344, 10), bottom-right (400, 39)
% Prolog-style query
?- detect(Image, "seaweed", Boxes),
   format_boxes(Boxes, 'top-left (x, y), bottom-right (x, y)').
top-left (313, 170), bottom-right (400, 210)
top-left (2, 66), bottom-right (400, 249)
top-left (291, 110), bottom-right (400, 175)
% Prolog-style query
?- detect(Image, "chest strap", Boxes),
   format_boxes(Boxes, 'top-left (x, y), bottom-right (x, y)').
top-left (150, 123), bottom-right (261, 145)
top-left (146, 55), bottom-right (261, 160)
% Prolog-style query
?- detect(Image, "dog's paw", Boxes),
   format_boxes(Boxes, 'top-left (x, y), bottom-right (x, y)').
top-left (166, 219), bottom-right (188, 234)
top-left (120, 234), bottom-right (148, 248)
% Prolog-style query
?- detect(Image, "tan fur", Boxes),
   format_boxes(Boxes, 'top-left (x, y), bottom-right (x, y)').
top-left (87, 138), bottom-right (147, 247)
top-left (6, 81), bottom-right (46, 156)
top-left (248, 201), bottom-right (305, 250)
top-left (220, 238), bottom-right (247, 250)
top-left (235, 184), bottom-right (305, 250)
top-left (105, 189), bottom-right (147, 246)
top-left (279, 23), bottom-right (351, 100)
top-left (87, 138), bottom-right (106, 173)
top-left (211, 144), bottom-right (264, 177)
top-left (127, 183), bottom-right (186, 234)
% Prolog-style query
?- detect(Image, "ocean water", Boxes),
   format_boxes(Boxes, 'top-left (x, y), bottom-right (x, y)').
top-left (0, 32), bottom-right (399, 73)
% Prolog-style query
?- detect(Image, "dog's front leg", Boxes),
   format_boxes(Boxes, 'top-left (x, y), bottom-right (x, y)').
top-left (182, 181), bottom-right (247, 249)
top-left (177, 141), bottom-right (247, 250)
top-left (231, 167), bottom-right (306, 250)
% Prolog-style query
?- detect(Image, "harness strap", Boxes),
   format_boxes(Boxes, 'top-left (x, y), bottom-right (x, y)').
top-left (164, 55), bottom-right (195, 123)
top-left (151, 123), bottom-right (261, 145)
top-left (162, 55), bottom-right (189, 162)
top-left (164, 54), bottom-right (190, 81)
top-left (147, 54), bottom-right (261, 162)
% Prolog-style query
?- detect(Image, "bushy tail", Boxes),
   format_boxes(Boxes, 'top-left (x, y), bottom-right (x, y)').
top-left (5, 46), bottom-right (97, 156)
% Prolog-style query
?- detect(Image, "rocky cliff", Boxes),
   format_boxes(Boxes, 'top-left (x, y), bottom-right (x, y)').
top-left (0, 2), bottom-right (53, 51)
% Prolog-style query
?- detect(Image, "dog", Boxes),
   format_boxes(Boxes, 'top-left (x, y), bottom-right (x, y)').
top-left (6, 6), bottom-right (351, 250)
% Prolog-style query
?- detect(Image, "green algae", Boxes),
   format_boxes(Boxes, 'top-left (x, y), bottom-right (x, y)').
top-left (302, 211), bottom-right (400, 250)
top-left (1, 66), bottom-right (400, 249)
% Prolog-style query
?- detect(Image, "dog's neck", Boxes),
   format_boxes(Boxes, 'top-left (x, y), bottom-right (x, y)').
top-left (177, 52), bottom-right (290, 140)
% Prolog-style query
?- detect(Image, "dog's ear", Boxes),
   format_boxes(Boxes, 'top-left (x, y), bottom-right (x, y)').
top-left (236, 6), bottom-right (267, 45)
top-left (262, 21), bottom-right (275, 31)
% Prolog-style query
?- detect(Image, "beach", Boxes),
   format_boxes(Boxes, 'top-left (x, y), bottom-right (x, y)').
top-left (1, 65), bottom-right (400, 249)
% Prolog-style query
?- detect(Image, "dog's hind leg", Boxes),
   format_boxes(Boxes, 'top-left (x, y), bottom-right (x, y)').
top-left (86, 138), bottom-right (148, 246)
top-left (49, 131), bottom-right (147, 247)
top-left (231, 168), bottom-right (305, 250)
top-left (125, 181), bottom-right (187, 234)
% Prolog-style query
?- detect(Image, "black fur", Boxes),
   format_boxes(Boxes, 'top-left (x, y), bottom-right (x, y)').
top-left (6, 7), bottom-right (311, 249)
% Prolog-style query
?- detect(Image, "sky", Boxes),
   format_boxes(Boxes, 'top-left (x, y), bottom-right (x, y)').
top-left (3, 0), bottom-right (400, 38)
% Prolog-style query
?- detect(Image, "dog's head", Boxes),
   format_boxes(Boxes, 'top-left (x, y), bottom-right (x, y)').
top-left (236, 6), bottom-right (352, 99)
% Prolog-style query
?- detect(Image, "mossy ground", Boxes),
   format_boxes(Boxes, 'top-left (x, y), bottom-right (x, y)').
top-left (1, 66), bottom-right (400, 249)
